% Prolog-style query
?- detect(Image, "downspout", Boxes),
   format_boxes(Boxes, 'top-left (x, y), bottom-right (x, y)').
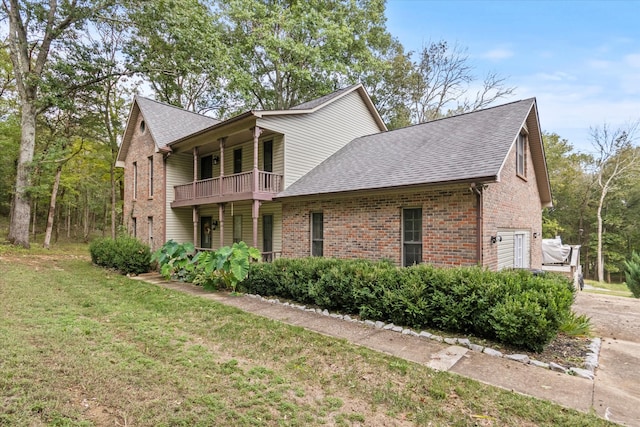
top-left (470, 183), bottom-right (483, 266)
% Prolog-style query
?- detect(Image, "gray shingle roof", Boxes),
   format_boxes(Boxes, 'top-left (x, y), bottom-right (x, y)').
top-left (136, 96), bottom-right (220, 149)
top-left (288, 84), bottom-right (360, 111)
top-left (278, 98), bottom-right (536, 198)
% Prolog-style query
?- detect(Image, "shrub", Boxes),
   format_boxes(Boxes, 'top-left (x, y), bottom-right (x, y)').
top-left (243, 257), bottom-right (575, 351)
top-left (89, 236), bottom-right (151, 275)
top-left (624, 251), bottom-right (640, 298)
top-left (191, 241), bottom-right (260, 292)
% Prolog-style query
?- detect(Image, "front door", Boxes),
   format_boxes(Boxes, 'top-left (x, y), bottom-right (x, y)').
top-left (200, 216), bottom-right (212, 249)
top-left (263, 214), bottom-right (273, 261)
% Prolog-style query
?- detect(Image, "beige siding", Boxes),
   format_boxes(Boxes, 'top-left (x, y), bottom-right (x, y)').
top-left (194, 201), bottom-right (281, 254)
top-left (258, 91), bottom-right (382, 188)
top-left (497, 229), bottom-right (531, 270)
top-left (165, 153), bottom-right (194, 243)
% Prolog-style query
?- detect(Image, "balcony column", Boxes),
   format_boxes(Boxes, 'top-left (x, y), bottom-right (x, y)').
top-left (218, 203), bottom-right (225, 248)
top-left (218, 137), bottom-right (226, 177)
top-left (192, 147), bottom-right (198, 198)
top-left (251, 126), bottom-right (262, 191)
top-left (192, 206), bottom-right (199, 247)
top-left (252, 200), bottom-right (260, 248)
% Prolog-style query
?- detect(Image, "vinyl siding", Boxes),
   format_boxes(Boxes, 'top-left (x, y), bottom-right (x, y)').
top-left (209, 135), bottom-right (284, 176)
top-left (497, 229), bottom-right (531, 270)
top-left (165, 152), bottom-right (194, 243)
top-left (195, 201), bottom-right (282, 253)
top-left (258, 90), bottom-right (382, 188)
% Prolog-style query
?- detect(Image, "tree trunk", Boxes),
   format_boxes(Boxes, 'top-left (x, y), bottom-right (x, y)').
top-left (43, 165), bottom-right (63, 249)
top-left (111, 162), bottom-right (117, 239)
top-left (8, 100), bottom-right (37, 248)
top-left (597, 189), bottom-right (606, 282)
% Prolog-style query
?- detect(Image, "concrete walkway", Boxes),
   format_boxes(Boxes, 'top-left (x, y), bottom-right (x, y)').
top-left (132, 273), bottom-right (640, 426)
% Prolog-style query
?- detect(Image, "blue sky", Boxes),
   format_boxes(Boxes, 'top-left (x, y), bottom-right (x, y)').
top-left (385, 0), bottom-right (640, 152)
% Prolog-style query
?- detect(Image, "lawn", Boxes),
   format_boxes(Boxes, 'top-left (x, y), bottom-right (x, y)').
top-left (584, 279), bottom-right (633, 298)
top-left (0, 245), bottom-right (613, 426)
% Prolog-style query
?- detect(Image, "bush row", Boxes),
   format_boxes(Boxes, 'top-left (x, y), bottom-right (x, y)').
top-left (242, 258), bottom-right (575, 352)
top-left (89, 236), bottom-right (151, 275)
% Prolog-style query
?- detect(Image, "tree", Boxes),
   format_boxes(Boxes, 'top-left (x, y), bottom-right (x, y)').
top-left (590, 122), bottom-right (640, 282)
top-left (1, 0), bottom-right (111, 248)
top-left (409, 41), bottom-right (515, 123)
top-left (125, 0), bottom-right (230, 114)
top-left (220, 0), bottom-right (392, 110)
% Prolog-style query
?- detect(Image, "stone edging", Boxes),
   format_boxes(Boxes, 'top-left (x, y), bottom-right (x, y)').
top-left (245, 294), bottom-right (601, 381)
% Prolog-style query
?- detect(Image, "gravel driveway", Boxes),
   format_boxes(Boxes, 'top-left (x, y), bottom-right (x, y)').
top-left (574, 291), bottom-right (640, 342)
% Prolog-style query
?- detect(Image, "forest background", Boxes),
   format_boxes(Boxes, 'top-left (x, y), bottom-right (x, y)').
top-left (1, 0), bottom-right (638, 283)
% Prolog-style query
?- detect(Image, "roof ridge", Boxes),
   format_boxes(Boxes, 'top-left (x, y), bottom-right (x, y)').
top-left (286, 83), bottom-right (362, 111)
top-left (135, 95), bottom-right (218, 121)
top-left (378, 98), bottom-right (535, 135)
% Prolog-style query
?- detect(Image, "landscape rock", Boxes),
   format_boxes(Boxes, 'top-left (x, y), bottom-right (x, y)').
top-left (530, 359), bottom-right (550, 369)
top-left (505, 354), bottom-right (530, 364)
top-left (549, 362), bottom-right (568, 373)
top-left (483, 348), bottom-right (503, 357)
top-left (569, 367), bottom-right (594, 380)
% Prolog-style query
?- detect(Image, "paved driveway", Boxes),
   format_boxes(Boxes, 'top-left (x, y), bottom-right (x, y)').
top-left (574, 292), bottom-right (640, 426)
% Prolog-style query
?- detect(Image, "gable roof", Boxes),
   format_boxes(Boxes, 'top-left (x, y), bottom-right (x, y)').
top-left (166, 83), bottom-right (386, 148)
top-left (116, 96), bottom-right (220, 165)
top-left (277, 98), bottom-right (552, 206)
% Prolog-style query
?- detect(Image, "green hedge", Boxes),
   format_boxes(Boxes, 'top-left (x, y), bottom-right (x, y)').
top-left (89, 236), bottom-right (151, 275)
top-left (242, 258), bottom-right (574, 352)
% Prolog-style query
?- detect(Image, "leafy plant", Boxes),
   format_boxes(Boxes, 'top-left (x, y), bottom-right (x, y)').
top-left (151, 240), bottom-right (195, 281)
top-left (192, 241), bottom-right (261, 292)
top-left (559, 312), bottom-right (592, 337)
top-left (624, 251), bottom-right (640, 298)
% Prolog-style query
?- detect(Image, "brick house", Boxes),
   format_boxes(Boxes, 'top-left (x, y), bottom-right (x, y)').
top-left (116, 84), bottom-right (386, 256)
top-left (117, 86), bottom-right (551, 270)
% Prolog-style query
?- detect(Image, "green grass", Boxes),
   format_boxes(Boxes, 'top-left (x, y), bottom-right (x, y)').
top-left (0, 245), bottom-right (614, 426)
top-left (584, 279), bottom-right (633, 297)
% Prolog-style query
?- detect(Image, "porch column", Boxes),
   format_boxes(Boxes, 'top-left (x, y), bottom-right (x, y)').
top-left (252, 199), bottom-right (260, 248)
top-left (219, 203), bottom-right (225, 248)
top-left (251, 126), bottom-right (262, 191)
top-left (192, 147), bottom-right (198, 198)
top-left (192, 206), bottom-right (199, 247)
top-left (218, 137), bottom-right (226, 178)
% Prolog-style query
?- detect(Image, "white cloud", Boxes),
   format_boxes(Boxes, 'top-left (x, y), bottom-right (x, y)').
top-left (534, 72), bottom-right (576, 82)
top-left (624, 53), bottom-right (640, 68)
top-left (482, 48), bottom-right (514, 60)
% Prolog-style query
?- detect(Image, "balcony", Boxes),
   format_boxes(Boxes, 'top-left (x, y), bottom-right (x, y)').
top-left (172, 170), bottom-right (283, 207)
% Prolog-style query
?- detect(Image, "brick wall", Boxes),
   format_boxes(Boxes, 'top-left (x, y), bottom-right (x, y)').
top-left (122, 112), bottom-right (166, 251)
top-left (282, 184), bottom-right (479, 267)
top-left (482, 135), bottom-right (543, 269)
top-left (281, 137), bottom-right (544, 270)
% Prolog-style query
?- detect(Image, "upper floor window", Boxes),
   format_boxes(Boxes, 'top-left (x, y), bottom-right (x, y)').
top-left (234, 148), bottom-right (242, 174)
top-left (516, 133), bottom-right (527, 178)
top-left (139, 120), bottom-right (146, 134)
top-left (263, 140), bottom-right (273, 172)
top-left (148, 156), bottom-right (154, 197)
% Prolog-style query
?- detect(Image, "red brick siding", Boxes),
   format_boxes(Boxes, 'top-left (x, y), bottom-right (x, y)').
top-left (282, 184), bottom-right (479, 267)
top-left (122, 113), bottom-right (165, 251)
top-left (482, 136), bottom-right (543, 269)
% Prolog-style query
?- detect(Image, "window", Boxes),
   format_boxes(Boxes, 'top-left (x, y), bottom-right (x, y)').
top-left (514, 232), bottom-right (526, 268)
top-left (132, 217), bottom-right (137, 238)
top-left (516, 133), bottom-right (526, 177)
top-left (139, 120), bottom-right (146, 134)
top-left (233, 148), bottom-right (242, 174)
top-left (263, 140), bottom-right (273, 172)
top-left (311, 212), bottom-right (323, 256)
top-left (148, 216), bottom-right (153, 247)
top-left (233, 215), bottom-right (242, 243)
top-left (200, 155), bottom-right (213, 180)
top-left (148, 156), bottom-right (154, 197)
top-left (403, 208), bottom-right (422, 267)
top-left (132, 162), bottom-right (137, 200)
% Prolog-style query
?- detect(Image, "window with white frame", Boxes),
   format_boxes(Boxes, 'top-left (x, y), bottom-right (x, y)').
top-left (516, 133), bottom-right (527, 177)
top-left (403, 208), bottom-right (422, 267)
top-left (148, 156), bottom-right (154, 197)
top-left (132, 161), bottom-right (138, 200)
top-left (311, 212), bottom-right (323, 257)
